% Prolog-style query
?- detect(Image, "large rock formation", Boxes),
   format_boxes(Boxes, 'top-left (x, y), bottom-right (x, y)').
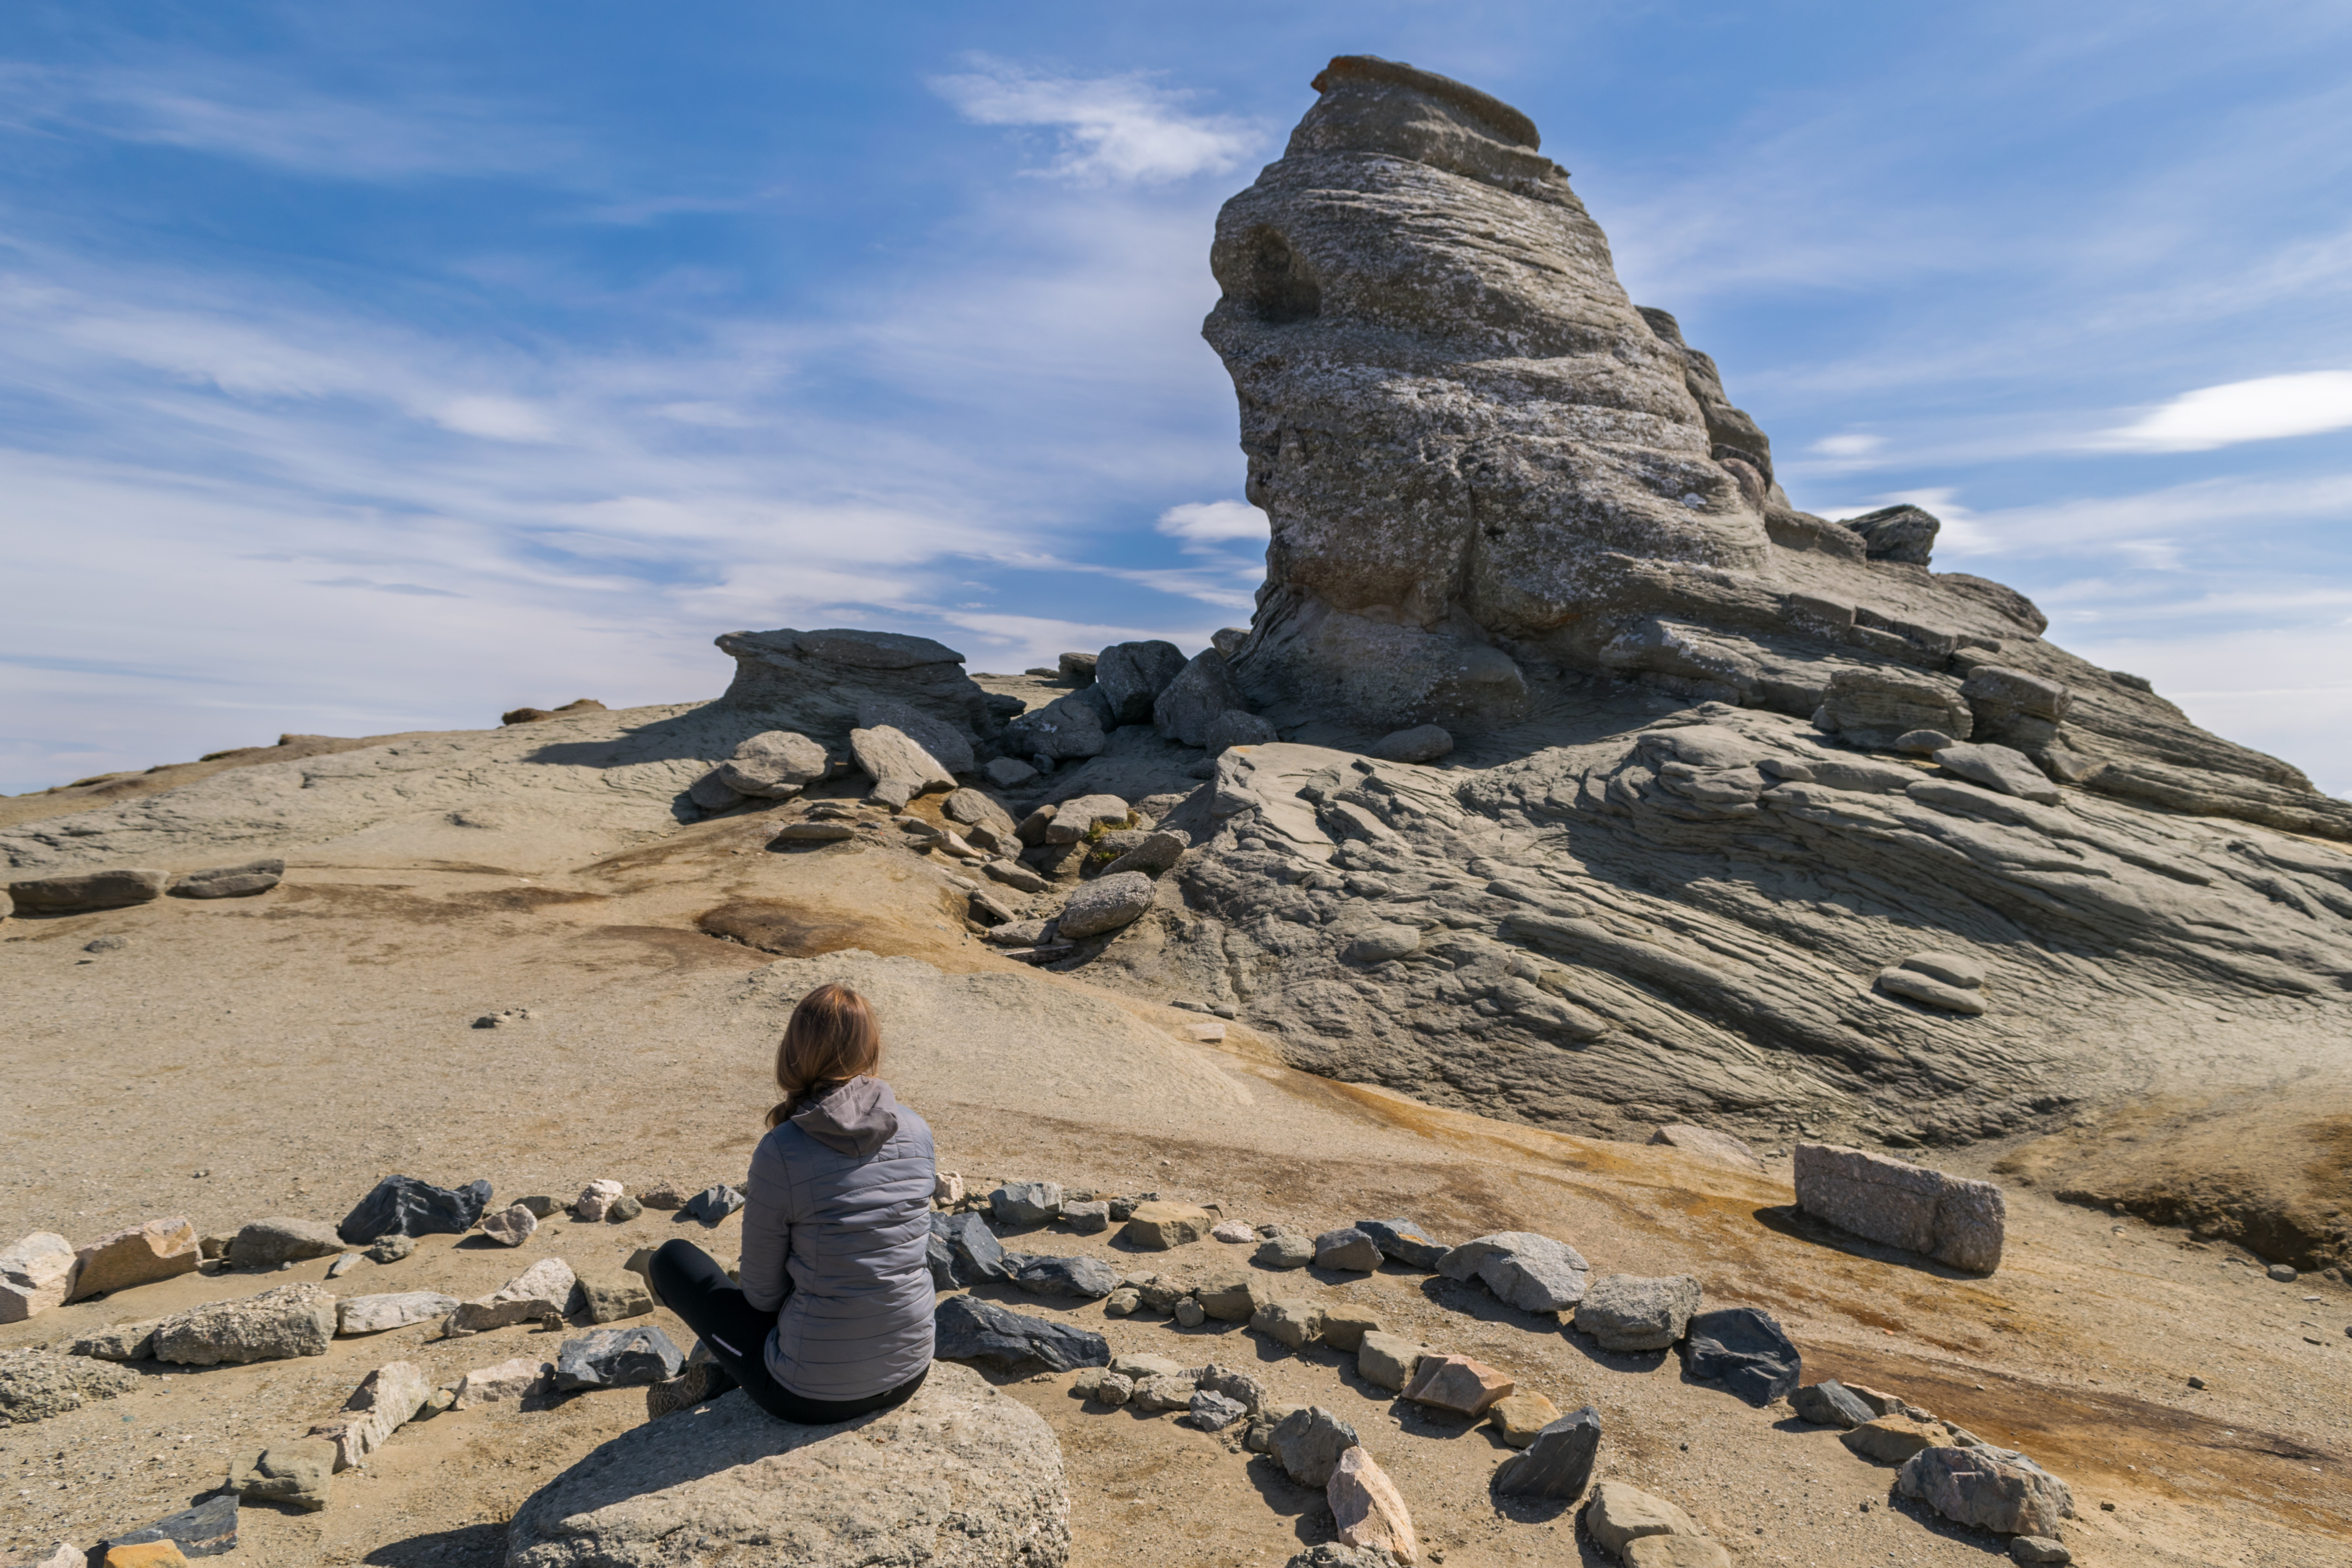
top-left (1204, 55), bottom-right (2352, 840)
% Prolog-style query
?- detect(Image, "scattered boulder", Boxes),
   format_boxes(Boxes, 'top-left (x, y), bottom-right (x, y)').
top-left (455, 1356), bottom-right (554, 1408)
top-left (171, 858), bottom-right (284, 899)
top-left (714, 730), bottom-right (831, 798)
top-left (6, 868), bottom-right (169, 912)
top-left (1355, 1218), bottom-right (1448, 1269)
top-left (2010, 1539), bottom-right (2072, 1565)
top-left (1314, 1228), bottom-right (1382, 1272)
top-left (1002, 692), bottom-right (1107, 761)
top-left (337, 1292), bottom-right (458, 1336)
top-left (1205, 711), bottom-right (1279, 752)
top-left (1403, 1354), bottom-right (1514, 1417)
top-left (933, 1294), bottom-right (1109, 1373)
top-left (338, 1174), bottom-right (493, 1244)
top-left (984, 757), bottom-right (1038, 788)
top-left (851, 725), bottom-right (956, 806)
top-left (1681, 1307), bottom-right (1800, 1405)
top-left (1842, 503), bottom-right (1940, 564)
top-left (1281, 1547), bottom-right (1394, 1568)
top-left (1099, 830), bottom-right (1188, 878)
top-left (1132, 1372), bottom-right (1197, 1413)
top-left (1268, 1405), bottom-right (1361, 1487)
top-left (309, 1360), bottom-right (431, 1470)
top-left (1095, 641), bottom-right (1189, 725)
top-left (1645, 1125), bottom-right (1766, 1175)
top-left (1198, 1363), bottom-right (1267, 1412)
top-left (1437, 1232), bottom-right (1590, 1313)
top-left (1043, 794), bottom-right (1132, 841)
top-left (858, 699), bottom-right (977, 776)
top-left (98, 1495), bottom-right (238, 1560)
top-left (1486, 1390), bottom-right (1561, 1447)
top-left (326, 1253), bottom-right (360, 1279)
top-left (227, 1440), bottom-right (336, 1511)
top-left (573, 1180), bottom-right (626, 1222)
top-left (1059, 652), bottom-right (1099, 684)
top-left (608, 1194), bottom-right (644, 1223)
top-left (1493, 1406), bottom-right (1602, 1498)
top-left (481, 1204), bottom-right (538, 1247)
top-left (1154, 650), bottom-right (1250, 747)
top-left (444, 1258), bottom-right (580, 1338)
top-left (682, 1185), bottom-right (744, 1224)
top-left (226, 1217), bottom-right (346, 1270)
top-left (1122, 1201), bottom-right (1213, 1250)
top-left (989, 1180), bottom-right (1063, 1227)
top-left (1586, 1479), bottom-right (1703, 1555)
top-left (1935, 742), bottom-right (2061, 806)
top-left (505, 1362), bottom-right (1066, 1568)
top-left (1053, 870), bottom-right (1156, 940)
top-left (1194, 1278), bottom-right (1261, 1323)
top-left (1252, 1298), bottom-right (1325, 1350)
top-left (1356, 1330), bottom-right (1425, 1393)
top-left (70, 1321), bottom-right (160, 1361)
top-left (1789, 1379), bottom-right (1874, 1428)
top-left (1, 1233), bottom-right (82, 1322)
top-left (1842, 1414), bottom-right (1951, 1465)
top-left (1962, 665), bottom-right (2071, 751)
top-left (1342, 925), bottom-right (1422, 964)
top-left (1329, 1446), bottom-right (1419, 1563)
top-left (153, 1283), bottom-right (337, 1365)
top-left (1793, 1142), bottom-right (2006, 1272)
top-left (1004, 1254), bottom-right (1118, 1299)
top-left (1211, 1219), bottom-right (1256, 1243)
top-left (1897, 1444), bottom-right (2074, 1537)
top-left (556, 1326), bottom-right (685, 1391)
top-left (772, 820), bottom-right (854, 844)
top-left (1369, 726), bottom-right (1453, 764)
top-left (1319, 1306), bottom-right (1382, 1353)
top-left (0, 1347), bottom-right (136, 1424)
top-left (1573, 1274), bottom-right (1700, 1351)
top-left (1190, 1390), bottom-right (1250, 1432)
top-left (686, 771), bottom-right (745, 811)
top-left (579, 1272), bottom-right (654, 1325)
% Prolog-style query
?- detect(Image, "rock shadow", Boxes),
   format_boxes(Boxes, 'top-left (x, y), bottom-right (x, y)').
top-left (363, 1521), bottom-right (509, 1566)
top-left (1240, 1453), bottom-right (1332, 1544)
top-left (1750, 1205), bottom-right (1983, 1280)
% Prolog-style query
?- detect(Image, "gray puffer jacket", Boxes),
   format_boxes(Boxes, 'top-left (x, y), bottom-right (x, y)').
top-left (739, 1076), bottom-right (936, 1401)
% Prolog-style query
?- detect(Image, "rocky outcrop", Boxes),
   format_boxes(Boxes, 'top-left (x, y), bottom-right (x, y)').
top-left (1198, 54), bottom-right (2352, 843)
top-left (504, 1362), bottom-right (1069, 1568)
top-left (715, 627), bottom-right (1000, 754)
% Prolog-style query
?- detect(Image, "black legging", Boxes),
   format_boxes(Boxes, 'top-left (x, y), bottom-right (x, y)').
top-left (649, 1238), bottom-right (927, 1425)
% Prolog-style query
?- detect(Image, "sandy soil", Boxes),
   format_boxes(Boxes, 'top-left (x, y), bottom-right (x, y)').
top-left (3, 735), bottom-right (2349, 1568)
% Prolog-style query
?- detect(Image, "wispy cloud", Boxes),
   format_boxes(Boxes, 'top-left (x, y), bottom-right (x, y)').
top-left (929, 59), bottom-right (1261, 185)
top-left (2094, 371), bottom-right (2352, 452)
top-left (1156, 499), bottom-right (1266, 548)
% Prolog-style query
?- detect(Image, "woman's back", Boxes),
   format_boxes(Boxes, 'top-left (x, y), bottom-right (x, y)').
top-left (739, 1075), bottom-right (935, 1402)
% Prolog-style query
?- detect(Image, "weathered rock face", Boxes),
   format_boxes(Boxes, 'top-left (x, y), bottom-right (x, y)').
top-left (1201, 55), bottom-right (2352, 845)
top-left (715, 628), bottom-right (998, 754)
top-left (505, 1362), bottom-right (1070, 1568)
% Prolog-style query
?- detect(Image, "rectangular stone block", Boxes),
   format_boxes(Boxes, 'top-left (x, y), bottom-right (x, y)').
top-left (73, 1218), bottom-right (200, 1301)
top-left (1793, 1142), bottom-right (2004, 1273)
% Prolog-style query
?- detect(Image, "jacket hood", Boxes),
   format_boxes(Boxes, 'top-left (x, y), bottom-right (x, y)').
top-left (789, 1075), bottom-right (900, 1156)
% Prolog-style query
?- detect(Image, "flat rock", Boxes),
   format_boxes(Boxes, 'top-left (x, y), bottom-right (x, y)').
top-left (1055, 871), bottom-right (1156, 939)
top-left (1100, 830), bottom-right (1188, 878)
top-left (152, 1283), bottom-right (337, 1365)
top-left (1789, 1379), bottom-right (1874, 1428)
top-left (1190, 1389), bottom-right (1250, 1431)
top-left (1681, 1307), bottom-right (1800, 1406)
top-left (1573, 1274), bottom-right (1700, 1352)
top-left (7, 868), bottom-right (169, 911)
top-left (1487, 1390), bottom-right (1561, 1447)
top-left (337, 1291), bottom-right (459, 1335)
top-left (506, 1362), bottom-right (1066, 1568)
top-left (226, 1217), bottom-right (347, 1270)
top-left (337, 1174), bottom-right (492, 1244)
top-left (1319, 1305), bottom-right (1381, 1353)
top-left (1624, 1539), bottom-right (1731, 1568)
top-left (481, 1204), bottom-right (538, 1246)
top-left (1897, 1444), bottom-right (2074, 1537)
top-left (1645, 1125), bottom-right (1766, 1175)
top-left (1877, 966), bottom-right (1989, 1015)
top-left (1003, 1254), bottom-right (1118, 1299)
top-left (228, 1439), bottom-right (337, 1511)
top-left (1437, 1232), bottom-right (1590, 1313)
top-left (1900, 950), bottom-right (1985, 989)
top-left (1254, 1229), bottom-right (1316, 1269)
top-left (1269, 1405), bottom-right (1360, 1487)
top-left (1493, 1406), bottom-right (1602, 1498)
top-left (1586, 1479), bottom-right (1703, 1553)
top-left (171, 858), bottom-right (284, 898)
top-left (1, 1233), bottom-right (82, 1322)
top-left (1935, 742), bottom-right (2062, 806)
top-left (99, 1494), bottom-right (237, 1559)
top-left (1794, 1142), bottom-right (2005, 1272)
top-left (0, 1347), bottom-right (137, 1424)
top-left (1343, 924), bottom-right (1422, 964)
top-left (1356, 1330), bottom-right (1424, 1393)
top-left (1329, 1445), bottom-right (1418, 1563)
top-left (455, 1355), bottom-right (553, 1408)
top-left (933, 1294), bottom-right (1109, 1373)
top-left (444, 1258), bottom-right (579, 1337)
top-left (579, 1271), bottom-right (654, 1325)
top-left (927, 1211), bottom-right (1010, 1289)
top-left (2009, 1538), bottom-right (2072, 1566)
top-left (773, 820), bottom-right (854, 843)
top-left (1122, 1201), bottom-right (1212, 1250)
top-left (1403, 1354), bottom-right (1514, 1417)
top-left (309, 1360), bottom-right (431, 1470)
top-left (850, 725), bottom-right (956, 798)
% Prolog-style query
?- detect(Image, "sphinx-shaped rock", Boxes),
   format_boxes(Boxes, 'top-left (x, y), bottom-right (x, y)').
top-left (714, 627), bottom-right (998, 755)
top-left (1199, 55), bottom-right (2352, 842)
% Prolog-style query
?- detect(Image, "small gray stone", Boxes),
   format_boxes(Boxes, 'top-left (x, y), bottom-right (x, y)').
top-left (772, 821), bottom-right (853, 843)
top-left (1898, 1444), bottom-right (2073, 1537)
top-left (1189, 1389), bottom-right (1249, 1431)
top-left (1313, 1228), bottom-right (1383, 1272)
top-left (933, 1294), bottom-right (1109, 1372)
top-left (687, 769), bottom-right (745, 811)
top-left (69, 1320), bottom-right (159, 1361)
top-left (2010, 1537), bottom-right (2072, 1566)
top-left (715, 730), bottom-right (829, 797)
top-left (1933, 741), bottom-right (2062, 806)
top-left (228, 1217), bottom-right (347, 1269)
top-left (1253, 1229), bottom-right (1316, 1269)
top-left (1004, 1253), bottom-right (1118, 1299)
top-left (1893, 729), bottom-right (1956, 753)
top-left (985, 756), bottom-right (1038, 788)
top-left (1494, 1406), bottom-right (1603, 1497)
top-left (228, 1439), bottom-right (336, 1511)
top-left (1682, 1307), bottom-right (1800, 1405)
top-left (1343, 924), bottom-right (1421, 964)
top-left (555, 1325), bottom-right (686, 1391)
top-left (1061, 1200), bottom-right (1110, 1234)
top-left (1267, 1405), bottom-right (1360, 1486)
top-left (1573, 1274), bottom-right (1700, 1351)
top-left (2267, 1263), bottom-right (2297, 1283)
top-left (326, 1252), bottom-right (361, 1279)
top-left (364, 1234), bottom-right (414, 1265)
top-left (172, 858), bottom-right (285, 899)
top-left (1099, 830), bottom-right (1188, 878)
top-left (337, 1291), bottom-right (460, 1335)
top-left (1789, 1379), bottom-right (1875, 1428)
top-left (580, 1272), bottom-right (654, 1325)
top-left (606, 1196), bottom-right (643, 1223)
top-left (682, 1185), bottom-right (745, 1224)
top-left (984, 918), bottom-right (1052, 947)
top-left (1055, 871), bottom-right (1156, 939)
top-left (1172, 1297), bottom-right (1207, 1328)
top-left (990, 1180), bottom-right (1063, 1227)
top-left (1354, 1218), bottom-right (1446, 1269)
top-left (1437, 1231), bottom-right (1590, 1313)
top-left (83, 933), bottom-right (130, 953)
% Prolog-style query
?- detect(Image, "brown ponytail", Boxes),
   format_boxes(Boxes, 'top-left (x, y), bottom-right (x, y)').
top-left (766, 982), bottom-right (883, 1128)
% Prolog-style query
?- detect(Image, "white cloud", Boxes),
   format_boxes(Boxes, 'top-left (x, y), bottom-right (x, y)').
top-left (1810, 432), bottom-right (1883, 459)
top-left (929, 60), bottom-right (1259, 185)
top-left (2098, 371), bottom-right (2352, 452)
top-left (434, 396), bottom-right (559, 442)
top-left (1156, 499), bottom-right (1268, 545)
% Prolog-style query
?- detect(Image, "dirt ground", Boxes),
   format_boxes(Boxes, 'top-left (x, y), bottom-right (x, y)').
top-left (4, 750), bottom-right (2350, 1568)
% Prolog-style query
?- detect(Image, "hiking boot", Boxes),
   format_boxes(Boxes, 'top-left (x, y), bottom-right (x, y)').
top-left (645, 1340), bottom-right (738, 1420)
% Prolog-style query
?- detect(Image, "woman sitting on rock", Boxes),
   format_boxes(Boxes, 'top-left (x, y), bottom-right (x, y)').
top-left (652, 981), bottom-right (936, 1423)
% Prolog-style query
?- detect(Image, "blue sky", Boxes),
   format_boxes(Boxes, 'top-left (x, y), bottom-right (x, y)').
top-left (3, 2), bottom-right (2349, 798)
